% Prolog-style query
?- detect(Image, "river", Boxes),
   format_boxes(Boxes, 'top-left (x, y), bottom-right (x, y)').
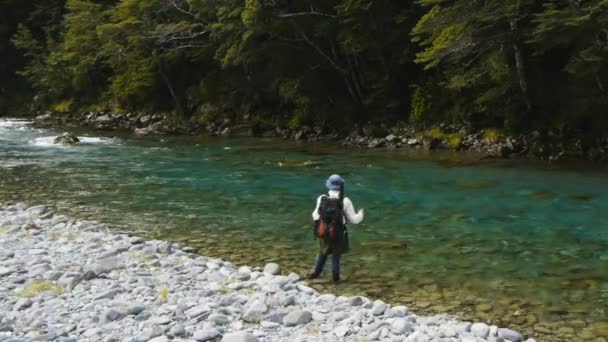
top-left (1, 118), bottom-right (607, 341)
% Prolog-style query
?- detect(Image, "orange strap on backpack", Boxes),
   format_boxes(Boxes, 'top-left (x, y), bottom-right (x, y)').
top-left (318, 220), bottom-right (325, 237)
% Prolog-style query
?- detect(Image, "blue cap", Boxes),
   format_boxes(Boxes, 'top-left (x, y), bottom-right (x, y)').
top-left (325, 174), bottom-right (344, 190)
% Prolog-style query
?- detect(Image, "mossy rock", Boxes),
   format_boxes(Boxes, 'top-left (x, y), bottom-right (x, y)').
top-left (483, 128), bottom-right (504, 144)
top-left (54, 133), bottom-right (80, 145)
top-left (16, 280), bottom-right (64, 298)
top-left (447, 135), bottom-right (462, 149)
top-left (423, 127), bottom-right (462, 150)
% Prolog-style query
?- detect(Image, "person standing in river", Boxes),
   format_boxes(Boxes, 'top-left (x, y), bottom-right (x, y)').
top-left (309, 174), bottom-right (364, 282)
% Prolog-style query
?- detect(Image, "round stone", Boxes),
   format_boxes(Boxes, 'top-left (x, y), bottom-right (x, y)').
top-left (193, 328), bottom-right (221, 341)
top-left (263, 263), bottom-right (280, 275)
top-left (221, 332), bottom-right (259, 342)
top-left (349, 297), bottom-right (364, 306)
top-left (471, 323), bottom-right (490, 338)
top-left (282, 310), bottom-right (312, 326)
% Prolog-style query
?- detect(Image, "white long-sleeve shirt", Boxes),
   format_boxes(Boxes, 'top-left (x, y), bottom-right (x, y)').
top-left (312, 190), bottom-right (364, 224)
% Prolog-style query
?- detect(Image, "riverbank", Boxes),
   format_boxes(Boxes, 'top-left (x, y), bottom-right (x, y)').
top-left (0, 202), bottom-right (533, 342)
top-left (30, 111), bottom-right (608, 162)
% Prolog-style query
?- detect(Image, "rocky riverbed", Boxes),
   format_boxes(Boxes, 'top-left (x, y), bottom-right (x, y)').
top-left (0, 203), bottom-right (535, 342)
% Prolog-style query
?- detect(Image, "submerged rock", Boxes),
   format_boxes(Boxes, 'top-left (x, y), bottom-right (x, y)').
top-left (276, 160), bottom-right (321, 168)
top-left (360, 240), bottom-right (408, 249)
top-left (54, 133), bottom-right (80, 145)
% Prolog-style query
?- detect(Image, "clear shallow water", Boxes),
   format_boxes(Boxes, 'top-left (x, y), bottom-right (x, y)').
top-left (1, 118), bottom-right (607, 340)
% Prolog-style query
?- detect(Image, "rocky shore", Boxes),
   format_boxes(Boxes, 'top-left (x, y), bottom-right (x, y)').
top-left (31, 111), bottom-right (608, 162)
top-left (0, 203), bottom-right (534, 342)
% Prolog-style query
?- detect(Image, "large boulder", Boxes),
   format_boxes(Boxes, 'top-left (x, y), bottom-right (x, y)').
top-left (54, 133), bottom-right (80, 145)
top-left (282, 309), bottom-right (312, 326)
top-left (242, 300), bottom-right (268, 323)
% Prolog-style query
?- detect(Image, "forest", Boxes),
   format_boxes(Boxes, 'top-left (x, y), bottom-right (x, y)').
top-left (1, 0), bottom-right (607, 136)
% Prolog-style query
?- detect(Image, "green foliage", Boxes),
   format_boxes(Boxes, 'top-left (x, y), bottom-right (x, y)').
top-left (0, 0), bottom-right (66, 114)
top-left (414, 22), bottom-right (467, 70)
top-left (52, 99), bottom-right (73, 112)
top-left (530, 0), bottom-right (608, 130)
top-left (410, 85), bottom-right (432, 123)
top-left (0, 0), bottom-right (606, 138)
top-left (413, 0), bottom-right (539, 128)
top-left (289, 114), bottom-right (306, 130)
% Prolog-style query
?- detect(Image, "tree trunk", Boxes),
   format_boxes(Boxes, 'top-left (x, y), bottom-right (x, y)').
top-left (510, 19), bottom-right (532, 112)
top-left (595, 73), bottom-right (607, 97)
top-left (343, 49), bottom-right (364, 105)
top-left (158, 62), bottom-right (182, 115)
top-left (328, 39), bottom-right (360, 104)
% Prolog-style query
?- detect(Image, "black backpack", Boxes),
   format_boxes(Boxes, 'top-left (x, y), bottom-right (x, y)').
top-left (315, 196), bottom-right (345, 242)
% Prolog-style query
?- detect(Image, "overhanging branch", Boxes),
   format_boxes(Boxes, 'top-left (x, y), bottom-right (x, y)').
top-left (168, 0), bottom-right (196, 18)
top-left (278, 11), bottom-right (336, 18)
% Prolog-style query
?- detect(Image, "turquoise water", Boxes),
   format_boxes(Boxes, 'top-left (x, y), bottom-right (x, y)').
top-left (1, 118), bottom-right (607, 340)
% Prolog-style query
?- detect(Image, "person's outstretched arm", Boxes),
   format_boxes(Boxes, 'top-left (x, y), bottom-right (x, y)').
top-left (342, 197), bottom-right (364, 224)
top-left (312, 195), bottom-right (323, 221)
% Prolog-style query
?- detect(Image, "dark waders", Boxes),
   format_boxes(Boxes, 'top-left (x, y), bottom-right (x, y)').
top-left (310, 228), bottom-right (349, 282)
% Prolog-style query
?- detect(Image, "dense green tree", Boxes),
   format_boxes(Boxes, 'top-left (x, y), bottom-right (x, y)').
top-left (205, 0), bottom-right (420, 126)
top-left (1, 0), bottom-right (65, 113)
top-left (531, 0), bottom-right (608, 133)
top-left (1, 0), bottom-right (607, 138)
top-left (411, 0), bottom-right (543, 129)
top-left (98, 0), bottom-right (220, 113)
top-left (0, 0), bottom-right (31, 112)
top-left (13, 0), bottom-right (113, 105)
